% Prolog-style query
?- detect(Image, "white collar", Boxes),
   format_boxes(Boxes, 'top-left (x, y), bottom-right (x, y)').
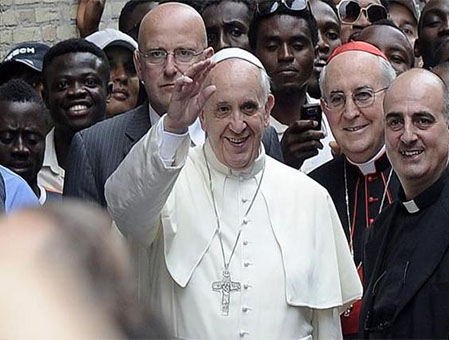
top-left (148, 103), bottom-right (205, 146)
top-left (42, 128), bottom-right (64, 175)
top-left (402, 200), bottom-right (420, 214)
top-left (346, 145), bottom-right (386, 176)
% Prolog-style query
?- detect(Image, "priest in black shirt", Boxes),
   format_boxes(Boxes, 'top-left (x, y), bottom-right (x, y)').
top-left (360, 68), bottom-right (449, 339)
top-left (309, 41), bottom-right (400, 337)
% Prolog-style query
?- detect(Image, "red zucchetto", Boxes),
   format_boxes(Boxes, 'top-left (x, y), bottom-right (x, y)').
top-left (327, 41), bottom-right (388, 64)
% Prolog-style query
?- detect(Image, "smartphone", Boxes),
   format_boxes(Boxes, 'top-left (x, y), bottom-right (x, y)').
top-left (301, 103), bottom-right (322, 130)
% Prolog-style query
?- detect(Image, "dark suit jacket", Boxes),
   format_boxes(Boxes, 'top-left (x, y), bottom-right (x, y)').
top-left (64, 103), bottom-right (151, 206)
top-left (64, 102), bottom-right (283, 207)
top-left (359, 169), bottom-right (449, 339)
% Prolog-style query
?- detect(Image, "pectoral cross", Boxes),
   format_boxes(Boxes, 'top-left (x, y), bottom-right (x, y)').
top-left (212, 269), bottom-right (241, 316)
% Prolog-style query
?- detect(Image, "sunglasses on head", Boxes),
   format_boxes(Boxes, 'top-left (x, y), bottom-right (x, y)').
top-left (257, 0), bottom-right (309, 16)
top-left (338, 0), bottom-right (388, 25)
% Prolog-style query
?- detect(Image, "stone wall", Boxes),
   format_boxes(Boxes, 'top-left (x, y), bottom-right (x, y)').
top-left (0, 0), bottom-right (128, 59)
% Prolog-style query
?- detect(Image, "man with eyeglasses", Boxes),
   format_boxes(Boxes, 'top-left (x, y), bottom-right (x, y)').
top-left (64, 3), bottom-right (209, 204)
top-left (338, 0), bottom-right (389, 42)
top-left (359, 68), bottom-right (449, 339)
top-left (64, 2), bottom-right (282, 206)
top-left (309, 41), bottom-right (400, 338)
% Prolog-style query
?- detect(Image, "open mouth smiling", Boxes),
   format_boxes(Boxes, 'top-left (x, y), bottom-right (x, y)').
top-left (225, 136), bottom-right (249, 146)
top-left (344, 124), bottom-right (368, 132)
top-left (400, 150), bottom-right (423, 157)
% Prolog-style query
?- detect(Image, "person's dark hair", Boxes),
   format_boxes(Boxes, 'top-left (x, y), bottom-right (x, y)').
top-left (0, 79), bottom-right (44, 109)
top-left (42, 38), bottom-right (110, 88)
top-left (248, 5), bottom-right (319, 51)
top-left (200, 0), bottom-right (256, 17)
top-left (119, 0), bottom-right (157, 33)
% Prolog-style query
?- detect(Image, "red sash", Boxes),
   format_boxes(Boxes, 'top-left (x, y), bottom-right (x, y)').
top-left (341, 263), bottom-right (363, 335)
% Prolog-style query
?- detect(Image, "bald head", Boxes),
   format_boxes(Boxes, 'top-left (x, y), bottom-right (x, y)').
top-left (134, 1), bottom-right (212, 115)
top-left (138, 3), bottom-right (207, 49)
top-left (383, 68), bottom-right (449, 199)
top-left (385, 68), bottom-right (449, 119)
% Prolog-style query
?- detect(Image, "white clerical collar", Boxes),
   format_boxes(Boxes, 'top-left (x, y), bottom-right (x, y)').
top-left (402, 200), bottom-right (420, 214)
top-left (346, 145), bottom-right (386, 176)
top-left (203, 139), bottom-right (265, 178)
top-left (148, 103), bottom-right (205, 146)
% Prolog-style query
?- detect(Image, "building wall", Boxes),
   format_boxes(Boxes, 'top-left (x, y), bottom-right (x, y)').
top-left (0, 0), bottom-right (128, 59)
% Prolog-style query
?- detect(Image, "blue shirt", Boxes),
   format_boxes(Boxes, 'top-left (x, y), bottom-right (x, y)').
top-left (0, 166), bottom-right (39, 214)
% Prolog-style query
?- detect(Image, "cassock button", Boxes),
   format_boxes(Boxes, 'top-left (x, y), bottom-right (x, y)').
top-left (243, 283), bottom-right (251, 289)
top-left (367, 175), bottom-right (377, 182)
top-left (242, 306), bottom-right (250, 312)
top-left (244, 261), bottom-right (251, 267)
top-left (242, 198), bottom-right (249, 203)
top-left (368, 196), bottom-right (378, 203)
top-left (242, 217), bottom-right (249, 225)
top-left (369, 218), bottom-right (375, 225)
top-left (243, 240), bottom-right (248, 246)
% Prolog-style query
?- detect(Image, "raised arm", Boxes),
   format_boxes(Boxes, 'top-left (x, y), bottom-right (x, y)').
top-left (76, 0), bottom-right (106, 37)
top-left (104, 59), bottom-right (215, 246)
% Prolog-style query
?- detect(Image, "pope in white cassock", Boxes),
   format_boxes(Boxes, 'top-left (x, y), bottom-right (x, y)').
top-left (105, 48), bottom-right (362, 340)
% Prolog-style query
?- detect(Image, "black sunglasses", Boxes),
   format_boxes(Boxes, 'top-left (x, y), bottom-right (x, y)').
top-left (338, 0), bottom-right (388, 25)
top-left (257, 0), bottom-right (309, 16)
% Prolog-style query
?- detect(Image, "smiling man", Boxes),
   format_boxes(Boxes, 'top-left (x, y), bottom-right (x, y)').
top-left (359, 68), bottom-right (449, 339)
top-left (38, 39), bottom-right (109, 194)
top-left (105, 47), bottom-right (361, 340)
top-left (310, 41), bottom-right (399, 337)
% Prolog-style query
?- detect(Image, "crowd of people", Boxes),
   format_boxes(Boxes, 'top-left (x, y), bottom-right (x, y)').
top-left (0, 0), bottom-right (449, 339)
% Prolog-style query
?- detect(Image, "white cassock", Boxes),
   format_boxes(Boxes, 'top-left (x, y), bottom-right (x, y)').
top-left (105, 118), bottom-right (362, 340)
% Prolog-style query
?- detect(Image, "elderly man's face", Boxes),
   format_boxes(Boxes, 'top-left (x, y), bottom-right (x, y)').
top-left (356, 25), bottom-right (414, 75)
top-left (0, 100), bottom-right (46, 187)
top-left (135, 6), bottom-right (211, 115)
top-left (417, 0), bottom-right (449, 68)
top-left (200, 60), bottom-right (274, 170)
top-left (255, 15), bottom-right (315, 94)
top-left (339, 0), bottom-right (387, 42)
top-left (322, 52), bottom-right (387, 163)
top-left (202, 0), bottom-right (251, 52)
top-left (384, 70), bottom-right (449, 197)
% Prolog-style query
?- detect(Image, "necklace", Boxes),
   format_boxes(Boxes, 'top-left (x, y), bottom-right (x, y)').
top-left (203, 146), bottom-right (265, 316)
top-left (343, 160), bottom-right (393, 257)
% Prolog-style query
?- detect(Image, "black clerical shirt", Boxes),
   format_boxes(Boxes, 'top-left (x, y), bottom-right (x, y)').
top-left (360, 168), bottom-right (449, 339)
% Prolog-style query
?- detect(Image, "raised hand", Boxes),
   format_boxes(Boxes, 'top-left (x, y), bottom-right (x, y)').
top-left (164, 57), bottom-right (216, 134)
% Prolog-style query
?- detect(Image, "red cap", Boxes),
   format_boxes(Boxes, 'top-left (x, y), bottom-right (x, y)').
top-left (327, 41), bottom-right (388, 64)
